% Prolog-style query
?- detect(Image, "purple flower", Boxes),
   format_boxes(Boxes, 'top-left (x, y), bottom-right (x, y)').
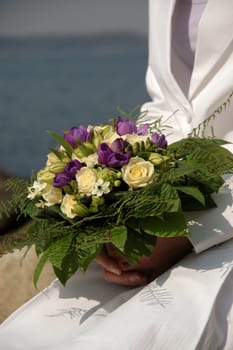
top-left (54, 173), bottom-right (71, 188)
top-left (107, 153), bottom-right (130, 168)
top-left (54, 160), bottom-right (83, 188)
top-left (151, 132), bottom-right (167, 148)
top-left (116, 117), bottom-right (137, 136)
top-left (64, 126), bottom-right (90, 148)
top-left (64, 160), bottom-right (82, 178)
top-left (137, 123), bottom-right (150, 135)
top-left (98, 143), bottom-right (113, 165)
top-left (98, 142), bottom-right (130, 168)
top-left (111, 138), bottom-right (127, 153)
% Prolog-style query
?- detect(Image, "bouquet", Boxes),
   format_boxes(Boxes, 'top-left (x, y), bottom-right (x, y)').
top-left (1, 108), bottom-right (233, 286)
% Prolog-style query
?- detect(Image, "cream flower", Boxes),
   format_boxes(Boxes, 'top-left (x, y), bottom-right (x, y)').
top-left (27, 181), bottom-right (47, 200)
top-left (121, 157), bottom-right (154, 189)
top-left (42, 184), bottom-right (62, 207)
top-left (91, 178), bottom-right (111, 197)
top-left (72, 152), bottom-right (98, 168)
top-left (76, 167), bottom-right (97, 196)
top-left (123, 134), bottom-right (149, 145)
top-left (37, 168), bottom-right (55, 184)
top-left (46, 152), bottom-right (69, 173)
top-left (61, 194), bottom-right (77, 219)
top-left (104, 131), bottom-right (120, 145)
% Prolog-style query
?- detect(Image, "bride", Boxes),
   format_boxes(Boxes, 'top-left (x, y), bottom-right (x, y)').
top-left (1, 1), bottom-right (233, 349)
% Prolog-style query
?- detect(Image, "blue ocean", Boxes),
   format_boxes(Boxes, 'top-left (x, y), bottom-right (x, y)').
top-left (0, 34), bottom-right (148, 178)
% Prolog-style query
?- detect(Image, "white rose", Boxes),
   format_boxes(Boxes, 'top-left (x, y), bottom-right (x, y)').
top-left (61, 194), bottom-right (77, 219)
top-left (76, 167), bottom-right (97, 196)
top-left (121, 157), bottom-right (154, 189)
top-left (42, 184), bottom-right (62, 206)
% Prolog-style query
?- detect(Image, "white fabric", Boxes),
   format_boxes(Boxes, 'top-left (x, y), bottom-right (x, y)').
top-left (1, 239), bottom-right (233, 350)
top-left (172, 0), bottom-right (207, 69)
top-left (0, 1), bottom-right (233, 349)
top-left (139, 0), bottom-right (233, 253)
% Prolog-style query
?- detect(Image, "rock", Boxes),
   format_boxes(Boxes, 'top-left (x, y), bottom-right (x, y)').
top-left (0, 244), bottom-right (55, 323)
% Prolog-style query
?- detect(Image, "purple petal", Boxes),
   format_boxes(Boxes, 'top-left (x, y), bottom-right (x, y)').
top-left (116, 117), bottom-right (137, 136)
top-left (64, 160), bottom-right (82, 178)
top-left (137, 123), bottom-right (150, 135)
top-left (64, 126), bottom-right (90, 148)
top-left (111, 138), bottom-right (127, 153)
top-left (107, 153), bottom-right (130, 168)
top-left (151, 132), bottom-right (168, 148)
top-left (98, 143), bottom-right (113, 165)
top-left (54, 172), bottom-right (71, 188)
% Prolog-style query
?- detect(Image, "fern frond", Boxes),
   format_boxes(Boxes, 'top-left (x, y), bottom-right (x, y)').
top-left (189, 91), bottom-right (233, 137)
top-left (0, 177), bottom-right (29, 220)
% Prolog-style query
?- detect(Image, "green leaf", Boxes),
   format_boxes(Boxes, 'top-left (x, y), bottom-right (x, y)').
top-left (175, 186), bottom-right (206, 206)
top-left (46, 234), bottom-right (73, 270)
top-left (122, 228), bottom-right (156, 265)
top-left (53, 253), bottom-right (80, 285)
top-left (49, 147), bottom-right (64, 161)
top-left (127, 212), bottom-right (188, 238)
top-left (48, 131), bottom-right (73, 157)
top-left (110, 225), bottom-right (127, 251)
top-left (77, 244), bottom-right (102, 273)
top-left (33, 252), bottom-right (49, 288)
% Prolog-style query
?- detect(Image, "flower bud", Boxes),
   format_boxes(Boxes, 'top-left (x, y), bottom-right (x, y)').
top-left (72, 142), bottom-right (95, 159)
top-left (46, 152), bottom-right (70, 173)
top-left (37, 168), bottom-right (55, 184)
top-left (148, 153), bottom-right (164, 165)
top-left (114, 180), bottom-right (121, 187)
top-left (73, 202), bottom-right (90, 217)
top-left (90, 196), bottom-right (105, 213)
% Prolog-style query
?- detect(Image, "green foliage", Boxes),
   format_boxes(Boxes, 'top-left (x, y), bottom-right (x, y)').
top-left (48, 130), bottom-right (73, 157)
top-left (110, 225), bottom-right (127, 251)
top-left (189, 91), bottom-right (233, 137)
top-left (1, 108), bottom-right (233, 286)
top-left (121, 228), bottom-right (156, 265)
top-left (0, 177), bottom-right (29, 220)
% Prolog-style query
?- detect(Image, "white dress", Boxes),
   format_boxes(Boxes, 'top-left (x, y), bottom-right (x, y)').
top-left (1, 235), bottom-right (233, 350)
top-left (1, 1), bottom-right (233, 349)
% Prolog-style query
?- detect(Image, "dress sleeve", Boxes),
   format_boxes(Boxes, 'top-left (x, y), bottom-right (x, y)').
top-left (187, 174), bottom-right (233, 253)
top-left (139, 68), bottom-right (233, 254)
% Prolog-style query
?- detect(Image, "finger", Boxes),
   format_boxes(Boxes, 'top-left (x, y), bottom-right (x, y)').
top-left (105, 243), bottom-right (131, 269)
top-left (103, 270), bottom-right (148, 287)
top-left (96, 249), bottom-right (122, 275)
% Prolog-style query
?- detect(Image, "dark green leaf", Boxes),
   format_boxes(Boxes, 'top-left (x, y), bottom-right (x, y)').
top-left (127, 212), bottom-right (188, 238)
top-left (122, 228), bottom-right (156, 265)
top-left (49, 147), bottom-right (64, 161)
top-left (53, 252), bottom-right (80, 285)
top-left (78, 244), bottom-right (102, 273)
top-left (47, 234), bottom-right (73, 269)
top-left (48, 131), bottom-right (73, 157)
top-left (175, 186), bottom-right (206, 206)
top-left (33, 252), bottom-right (49, 288)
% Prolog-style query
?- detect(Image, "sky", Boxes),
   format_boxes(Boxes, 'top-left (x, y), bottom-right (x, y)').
top-left (0, 0), bottom-right (148, 37)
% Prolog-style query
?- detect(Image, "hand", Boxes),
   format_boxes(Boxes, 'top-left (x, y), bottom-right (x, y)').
top-left (96, 237), bottom-right (193, 287)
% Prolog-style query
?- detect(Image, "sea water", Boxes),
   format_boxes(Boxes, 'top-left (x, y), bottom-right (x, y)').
top-left (0, 34), bottom-right (148, 177)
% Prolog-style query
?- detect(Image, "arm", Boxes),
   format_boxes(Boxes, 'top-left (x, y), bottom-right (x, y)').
top-left (139, 67), bottom-right (233, 254)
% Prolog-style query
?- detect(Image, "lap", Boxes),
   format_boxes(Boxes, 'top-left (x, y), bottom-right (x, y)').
top-left (1, 240), bottom-right (233, 350)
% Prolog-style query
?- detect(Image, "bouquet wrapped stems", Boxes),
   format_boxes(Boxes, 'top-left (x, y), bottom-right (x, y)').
top-left (1, 109), bottom-right (233, 286)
